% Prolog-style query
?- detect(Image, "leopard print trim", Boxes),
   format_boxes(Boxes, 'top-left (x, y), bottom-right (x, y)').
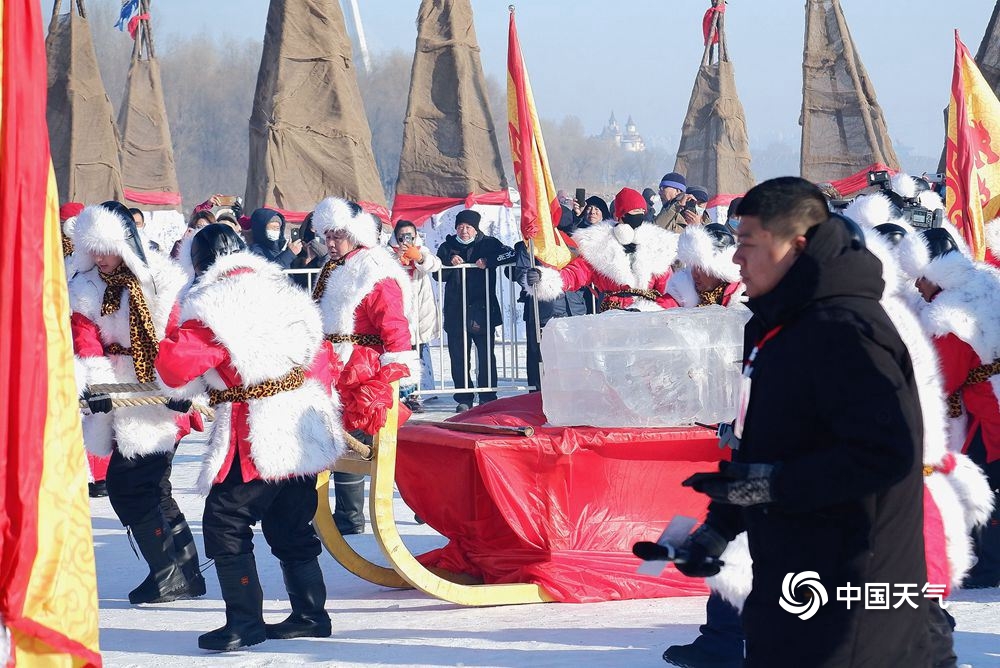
top-left (105, 343), bottom-right (132, 356)
top-left (62, 232), bottom-right (74, 258)
top-left (946, 357), bottom-right (1000, 418)
top-left (325, 333), bottom-right (384, 347)
top-left (697, 284), bottom-right (727, 307)
top-left (600, 287), bottom-right (663, 312)
top-left (99, 265), bottom-right (159, 383)
top-left (311, 256), bottom-right (347, 302)
top-left (208, 366), bottom-right (306, 406)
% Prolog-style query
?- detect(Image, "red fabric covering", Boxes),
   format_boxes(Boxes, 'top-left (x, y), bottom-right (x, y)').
top-left (706, 194), bottom-right (740, 209)
top-left (123, 188), bottom-right (182, 206)
top-left (395, 393), bottom-right (724, 603)
top-left (59, 201), bottom-right (83, 220)
top-left (827, 163), bottom-right (898, 197)
top-left (263, 200), bottom-right (391, 226)
top-left (391, 191), bottom-right (513, 226)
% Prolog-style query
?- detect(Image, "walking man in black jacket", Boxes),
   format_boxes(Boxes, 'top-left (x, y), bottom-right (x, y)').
top-left (677, 177), bottom-right (929, 667)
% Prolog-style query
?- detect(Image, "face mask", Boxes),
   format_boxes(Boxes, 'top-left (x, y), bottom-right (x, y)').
top-left (455, 234), bottom-right (474, 245)
top-left (727, 218), bottom-right (740, 229)
top-left (695, 205), bottom-right (706, 216)
top-left (622, 212), bottom-right (645, 229)
top-left (265, 229), bottom-right (281, 242)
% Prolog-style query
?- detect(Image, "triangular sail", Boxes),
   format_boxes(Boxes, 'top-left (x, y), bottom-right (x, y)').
top-left (245, 0), bottom-right (386, 213)
top-left (674, 1), bottom-right (755, 200)
top-left (395, 0), bottom-right (507, 201)
top-left (118, 0), bottom-right (181, 210)
top-left (800, 0), bottom-right (899, 183)
top-left (46, 0), bottom-right (125, 204)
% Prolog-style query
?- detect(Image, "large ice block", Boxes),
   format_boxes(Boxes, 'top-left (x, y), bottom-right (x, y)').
top-left (540, 306), bottom-right (751, 427)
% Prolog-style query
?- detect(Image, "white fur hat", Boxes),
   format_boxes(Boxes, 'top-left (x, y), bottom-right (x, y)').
top-left (676, 224), bottom-right (741, 283)
top-left (72, 203), bottom-right (151, 279)
top-left (842, 192), bottom-right (895, 228)
top-left (311, 196), bottom-right (380, 249)
top-left (897, 221), bottom-right (972, 289)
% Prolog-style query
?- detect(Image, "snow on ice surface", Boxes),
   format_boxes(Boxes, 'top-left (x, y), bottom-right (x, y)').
top-left (93, 432), bottom-right (1000, 667)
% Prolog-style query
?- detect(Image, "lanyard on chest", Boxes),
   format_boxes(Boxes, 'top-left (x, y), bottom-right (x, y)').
top-left (734, 324), bottom-right (783, 439)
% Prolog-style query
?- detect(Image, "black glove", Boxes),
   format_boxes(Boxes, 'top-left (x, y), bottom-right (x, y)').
top-left (525, 268), bottom-right (542, 286)
top-left (84, 392), bottom-right (113, 414)
top-left (683, 461), bottom-right (777, 507)
top-left (674, 524), bottom-right (729, 578)
top-left (165, 398), bottom-right (192, 413)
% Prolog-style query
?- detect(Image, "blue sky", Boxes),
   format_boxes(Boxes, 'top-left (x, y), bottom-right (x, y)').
top-left (78, 1), bottom-right (993, 164)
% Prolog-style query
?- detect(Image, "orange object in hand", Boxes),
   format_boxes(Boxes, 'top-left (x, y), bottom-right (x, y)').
top-left (403, 245), bottom-right (422, 261)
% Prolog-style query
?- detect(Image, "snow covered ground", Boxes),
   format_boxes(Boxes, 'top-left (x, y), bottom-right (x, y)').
top-left (92, 429), bottom-right (1000, 667)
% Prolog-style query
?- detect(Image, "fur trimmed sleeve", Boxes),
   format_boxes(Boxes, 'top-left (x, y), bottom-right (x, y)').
top-left (156, 320), bottom-right (227, 397)
top-left (381, 349), bottom-right (421, 381)
top-left (531, 265), bottom-right (568, 302)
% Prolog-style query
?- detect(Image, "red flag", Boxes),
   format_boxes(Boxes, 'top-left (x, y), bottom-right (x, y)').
top-left (945, 30), bottom-right (1000, 261)
top-left (506, 8), bottom-right (572, 268)
top-left (0, 0), bottom-right (101, 664)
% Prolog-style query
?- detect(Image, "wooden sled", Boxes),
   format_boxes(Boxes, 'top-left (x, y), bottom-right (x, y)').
top-left (314, 384), bottom-right (553, 606)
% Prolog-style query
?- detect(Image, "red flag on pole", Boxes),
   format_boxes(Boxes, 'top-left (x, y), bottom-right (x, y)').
top-left (0, 0), bottom-right (102, 664)
top-left (506, 7), bottom-right (572, 268)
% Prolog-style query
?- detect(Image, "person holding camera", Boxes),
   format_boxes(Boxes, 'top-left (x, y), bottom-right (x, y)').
top-left (391, 220), bottom-right (441, 411)
top-left (434, 210), bottom-right (515, 412)
top-left (654, 171), bottom-right (691, 233)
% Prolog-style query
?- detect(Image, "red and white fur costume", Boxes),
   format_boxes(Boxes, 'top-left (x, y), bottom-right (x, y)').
top-left (156, 250), bottom-right (345, 494)
top-left (68, 205), bottom-right (189, 459)
top-left (663, 225), bottom-right (745, 308)
top-left (531, 219), bottom-right (678, 311)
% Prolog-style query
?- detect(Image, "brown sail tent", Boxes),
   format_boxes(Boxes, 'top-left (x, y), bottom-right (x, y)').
top-left (46, 0), bottom-right (124, 204)
top-left (673, 1), bottom-right (755, 200)
top-left (393, 0), bottom-right (508, 223)
top-left (245, 0), bottom-right (386, 215)
top-left (800, 0), bottom-right (899, 184)
top-left (118, 1), bottom-right (181, 210)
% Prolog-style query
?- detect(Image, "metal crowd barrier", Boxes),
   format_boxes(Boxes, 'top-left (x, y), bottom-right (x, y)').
top-left (284, 261), bottom-right (537, 397)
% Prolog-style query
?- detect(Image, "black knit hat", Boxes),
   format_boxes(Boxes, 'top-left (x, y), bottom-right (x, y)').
top-left (455, 209), bottom-right (481, 230)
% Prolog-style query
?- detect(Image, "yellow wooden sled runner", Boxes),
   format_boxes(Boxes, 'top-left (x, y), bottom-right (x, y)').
top-left (314, 383), bottom-right (553, 606)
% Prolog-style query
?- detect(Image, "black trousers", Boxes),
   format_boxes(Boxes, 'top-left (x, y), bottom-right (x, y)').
top-left (106, 446), bottom-right (180, 527)
top-left (202, 462), bottom-right (320, 562)
top-left (445, 321), bottom-right (497, 405)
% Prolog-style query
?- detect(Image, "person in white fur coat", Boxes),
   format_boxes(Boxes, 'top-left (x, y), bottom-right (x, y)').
top-left (68, 201), bottom-right (206, 606)
top-left (528, 187), bottom-right (679, 312)
top-left (901, 223), bottom-right (1000, 589)
top-left (156, 224), bottom-right (346, 651)
top-left (663, 223), bottom-right (745, 308)
top-left (310, 196), bottom-right (419, 535)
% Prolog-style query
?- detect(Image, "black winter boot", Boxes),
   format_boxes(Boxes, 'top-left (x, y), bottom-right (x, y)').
top-left (128, 509), bottom-right (206, 604)
top-left (169, 514), bottom-right (207, 597)
top-left (963, 506), bottom-right (1000, 588)
top-left (265, 558), bottom-right (332, 639)
top-left (333, 471), bottom-right (366, 534)
top-left (198, 553), bottom-right (267, 651)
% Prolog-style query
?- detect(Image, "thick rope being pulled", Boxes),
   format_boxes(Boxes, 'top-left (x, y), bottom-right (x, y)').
top-left (79, 392), bottom-right (373, 460)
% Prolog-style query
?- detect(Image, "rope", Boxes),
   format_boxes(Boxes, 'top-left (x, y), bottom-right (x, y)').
top-left (342, 431), bottom-right (373, 460)
top-left (87, 381), bottom-right (160, 394)
top-left (79, 394), bottom-right (215, 419)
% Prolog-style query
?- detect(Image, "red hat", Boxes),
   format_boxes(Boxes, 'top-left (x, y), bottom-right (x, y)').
top-left (59, 202), bottom-right (84, 221)
top-left (613, 188), bottom-right (647, 220)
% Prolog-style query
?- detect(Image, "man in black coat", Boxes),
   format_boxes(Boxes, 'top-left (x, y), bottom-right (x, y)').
top-left (677, 177), bottom-right (929, 667)
top-left (434, 210), bottom-right (515, 411)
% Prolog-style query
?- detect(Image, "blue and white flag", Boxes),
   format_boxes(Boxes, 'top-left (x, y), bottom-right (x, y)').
top-left (114, 0), bottom-right (140, 32)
